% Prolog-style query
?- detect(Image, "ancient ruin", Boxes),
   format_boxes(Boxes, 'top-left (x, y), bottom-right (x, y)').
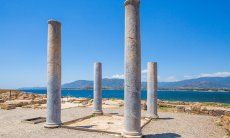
top-left (45, 20), bottom-right (62, 128)
top-left (147, 62), bottom-right (159, 118)
top-left (123, 0), bottom-right (142, 137)
top-left (93, 62), bottom-right (103, 115)
top-left (44, 0), bottom-right (144, 136)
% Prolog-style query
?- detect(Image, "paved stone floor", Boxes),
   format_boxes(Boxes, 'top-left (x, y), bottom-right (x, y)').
top-left (63, 114), bottom-right (150, 134)
top-left (0, 107), bottom-right (227, 138)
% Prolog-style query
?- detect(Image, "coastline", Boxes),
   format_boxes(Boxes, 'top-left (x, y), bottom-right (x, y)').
top-left (0, 90), bottom-right (229, 137)
top-left (18, 88), bottom-right (230, 93)
top-left (17, 89), bottom-right (230, 104)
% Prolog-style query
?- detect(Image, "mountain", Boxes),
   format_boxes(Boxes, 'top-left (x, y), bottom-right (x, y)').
top-left (159, 77), bottom-right (230, 89)
top-left (62, 78), bottom-right (124, 90)
top-left (61, 77), bottom-right (230, 90)
top-left (62, 80), bottom-right (93, 89)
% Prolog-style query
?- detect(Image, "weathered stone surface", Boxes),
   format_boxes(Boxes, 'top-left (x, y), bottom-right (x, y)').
top-left (104, 99), bottom-right (123, 107)
top-left (0, 103), bottom-right (16, 110)
top-left (220, 115), bottom-right (230, 135)
top-left (147, 62), bottom-right (158, 118)
top-left (225, 111), bottom-right (230, 116)
top-left (123, 0), bottom-right (142, 137)
top-left (31, 99), bottom-right (46, 105)
top-left (174, 103), bottom-right (229, 117)
top-left (93, 62), bottom-right (103, 115)
top-left (0, 99), bottom-right (4, 103)
top-left (190, 103), bottom-right (202, 114)
top-left (200, 106), bottom-right (209, 114)
top-left (141, 101), bottom-right (147, 110)
top-left (209, 109), bottom-right (225, 116)
top-left (176, 105), bottom-right (185, 112)
top-left (45, 19), bottom-right (62, 128)
top-left (185, 106), bottom-right (192, 114)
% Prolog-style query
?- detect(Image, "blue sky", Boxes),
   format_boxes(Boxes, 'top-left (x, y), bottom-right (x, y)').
top-left (0, 0), bottom-right (230, 88)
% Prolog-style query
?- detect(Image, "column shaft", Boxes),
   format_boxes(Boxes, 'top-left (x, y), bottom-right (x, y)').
top-left (93, 62), bottom-right (103, 115)
top-left (45, 20), bottom-right (61, 128)
top-left (147, 62), bottom-right (158, 118)
top-left (124, 0), bottom-right (142, 137)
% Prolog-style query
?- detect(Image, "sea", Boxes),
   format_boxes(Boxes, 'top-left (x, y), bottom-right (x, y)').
top-left (22, 89), bottom-right (230, 104)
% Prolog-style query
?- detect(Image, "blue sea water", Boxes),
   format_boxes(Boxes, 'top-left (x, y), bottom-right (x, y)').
top-left (22, 89), bottom-right (230, 104)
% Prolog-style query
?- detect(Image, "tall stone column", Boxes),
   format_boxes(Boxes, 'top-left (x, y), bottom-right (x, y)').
top-left (45, 20), bottom-right (62, 128)
top-left (123, 0), bottom-right (142, 137)
top-left (147, 62), bottom-right (159, 118)
top-left (93, 62), bottom-right (103, 115)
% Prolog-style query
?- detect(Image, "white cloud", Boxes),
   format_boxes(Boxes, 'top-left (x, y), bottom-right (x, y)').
top-left (110, 71), bottom-right (230, 82)
top-left (141, 69), bottom-right (148, 74)
top-left (198, 72), bottom-right (230, 77)
top-left (161, 76), bottom-right (179, 82)
top-left (111, 74), bottom-right (124, 79)
top-left (184, 72), bottom-right (230, 79)
top-left (110, 69), bottom-right (148, 79)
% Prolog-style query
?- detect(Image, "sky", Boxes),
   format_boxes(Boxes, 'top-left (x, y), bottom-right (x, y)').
top-left (0, 0), bottom-right (230, 88)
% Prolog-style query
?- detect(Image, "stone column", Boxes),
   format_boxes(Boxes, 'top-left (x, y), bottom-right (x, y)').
top-left (123, 0), bottom-right (142, 137)
top-left (147, 62), bottom-right (159, 118)
top-left (93, 62), bottom-right (103, 115)
top-left (45, 20), bottom-right (62, 128)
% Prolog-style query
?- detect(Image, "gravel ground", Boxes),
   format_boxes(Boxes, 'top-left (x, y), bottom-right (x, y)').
top-left (0, 107), bottom-right (227, 138)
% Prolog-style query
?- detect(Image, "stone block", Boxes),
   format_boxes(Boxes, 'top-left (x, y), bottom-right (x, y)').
top-left (0, 103), bottom-right (16, 110)
top-left (176, 105), bottom-right (185, 112)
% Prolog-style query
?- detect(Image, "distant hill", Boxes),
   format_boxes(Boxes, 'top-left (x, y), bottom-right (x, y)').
top-left (62, 80), bottom-right (93, 90)
top-left (61, 77), bottom-right (230, 90)
top-left (62, 78), bottom-right (124, 90)
top-left (159, 77), bottom-right (230, 89)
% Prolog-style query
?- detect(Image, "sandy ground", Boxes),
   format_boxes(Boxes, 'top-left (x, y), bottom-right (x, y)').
top-left (0, 107), bottom-right (227, 138)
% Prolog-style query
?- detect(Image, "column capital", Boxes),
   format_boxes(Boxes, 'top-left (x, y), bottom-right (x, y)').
top-left (124, 0), bottom-right (140, 6)
top-left (148, 62), bottom-right (157, 65)
top-left (48, 19), bottom-right (61, 25)
top-left (94, 62), bottom-right (102, 65)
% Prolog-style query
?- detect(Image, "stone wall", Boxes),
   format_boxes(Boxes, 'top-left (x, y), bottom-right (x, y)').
top-left (0, 90), bottom-right (46, 110)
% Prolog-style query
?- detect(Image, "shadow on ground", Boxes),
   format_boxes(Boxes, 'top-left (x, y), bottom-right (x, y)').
top-left (109, 113), bottom-right (119, 115)
top-left (144, 133), bottom-right (181, 138)
top-left (77, 125), bottom-right (96, 128)
top-left (157, 117), bottom-right (174, 120)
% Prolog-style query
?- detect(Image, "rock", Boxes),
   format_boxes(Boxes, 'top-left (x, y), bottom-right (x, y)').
top-left (32, 104), bottom-right (41, 109)
top-left (176, 105), bottom-right (185, 112)
top-left (21, 105), bottom-right (31, 108)
top-left (215, 118), bottom-right (222, 125)
top-left (185, 106), bottom-right (192, 113)
top-left (220, 115), bottom-right (230, 135)
top-left (225, 111), bottom-right (230, 116)
top-left (200, 106), bottom-right (209, 114)
top-left (73, 98), bottom-right (89, 103)
top-left (104, 100), bottom-right (123, 107)
top-left (209, 109), bottom-right (225, 116)
top-left (0, 103), bottom-right (16, 110)
top-left (141, 102), bottom-right (147, 110)
top-left (81, 101), bottom-right (88, 105)
top-left (190, 104), bottom-right (202, 114)
top-left (4, 100), bottom-right (32, 107)
top-left (31, 99), bottom-right (46, 104)
top-left (0, 99), bottom-right (4, 103)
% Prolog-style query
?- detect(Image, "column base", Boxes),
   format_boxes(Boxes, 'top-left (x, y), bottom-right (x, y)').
top-left (122, 131), bottom-right (142, 138)
top-left (146, 114), bottom-right (159, 119)
top-left (44, 123), bottom-right (61, 128)
top-left (93, 111), bottom-right (103, 115)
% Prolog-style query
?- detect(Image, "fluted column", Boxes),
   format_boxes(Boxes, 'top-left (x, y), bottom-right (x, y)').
top-left (147, 62), bottom-right (158, 118)
top-left (45, 20), bottom-right (62, 128)
top-left (93, 62), bottom-right (103, 115)
top-left (123, 0), bottom-right (142, 137)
